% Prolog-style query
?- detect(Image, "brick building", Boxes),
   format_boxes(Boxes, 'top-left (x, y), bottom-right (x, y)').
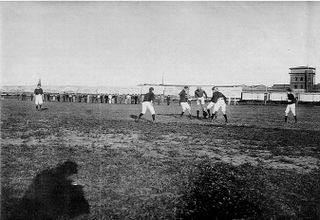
top-left (289, 66), bottom-right (316, 92)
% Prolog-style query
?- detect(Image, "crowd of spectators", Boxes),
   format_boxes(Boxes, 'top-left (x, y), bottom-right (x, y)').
top-left (45, 93), bottom-right (143, 104)
top-left (6, 92), bottom-right (172, 105)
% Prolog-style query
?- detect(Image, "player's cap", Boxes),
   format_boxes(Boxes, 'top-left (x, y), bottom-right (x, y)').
top-left (286, 87), bottom-right (292, 92)
top-left (149, 87), bottom-right (154, 91)
top-left (184, 86), bottom-right (189, 89)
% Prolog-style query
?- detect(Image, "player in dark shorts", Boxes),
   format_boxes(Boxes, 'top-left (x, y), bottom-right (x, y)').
top-left (179, 86), bottom-right (192, 118)
top-left (285, 87), bottom-right (297, 123)
top-left (136, 87), bottom-right (156, 122)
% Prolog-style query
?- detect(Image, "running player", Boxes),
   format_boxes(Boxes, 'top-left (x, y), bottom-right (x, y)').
top-left (34, 83), bottom-right (44, 111)
top-left (194, 86), bottom-right (208, 119)
top-left (209, 87), bottom-right (228, 123)
top-left (179, 86), bottom-right (192, 118)
top-left (136, 87), bottom-right (156, 122)
top-left (285, 87), bottom-right (297, 123)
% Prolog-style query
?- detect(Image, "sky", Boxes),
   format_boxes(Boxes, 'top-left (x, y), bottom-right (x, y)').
top-left (1, 1), bottom-right (320, 87)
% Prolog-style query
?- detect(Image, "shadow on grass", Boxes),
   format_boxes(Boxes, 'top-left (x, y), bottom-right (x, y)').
top-left (157, 113), bottom-right (206, 120)
top-left (130, 114), bottom-right (138, 120)
top-left (2, 160), bottom-right (90, 220)
top-left (129, 114), bottom-right (154, 123)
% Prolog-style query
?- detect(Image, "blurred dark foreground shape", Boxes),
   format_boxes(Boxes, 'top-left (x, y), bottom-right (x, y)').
top-left (8, 160), bottom-right (90, 220)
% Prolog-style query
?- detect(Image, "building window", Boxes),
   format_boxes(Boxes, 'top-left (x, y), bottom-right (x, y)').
top-left (300, 77), bottom-right (304, 81)
top-left (300, 85), bottom-right (303, 89)
top-left (294, 85), bottom-right (298, 89)
top-left (295, 77), bottom-right (298, 81)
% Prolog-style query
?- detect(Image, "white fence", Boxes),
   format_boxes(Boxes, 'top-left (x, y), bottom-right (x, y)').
top-left (241, 92), bottom-right (266, 101)
top-left (269, 92), bottom-right (287, 101)
top-left (241, 91), bottom-right (320, 103)
top-left (217, 87), bottom-right (242, 99)
top-left (298, 93), bottom-right (320, 102)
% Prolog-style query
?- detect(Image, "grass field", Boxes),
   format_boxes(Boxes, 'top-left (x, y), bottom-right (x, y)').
top-left (1, 99), bottom-right (320, 219)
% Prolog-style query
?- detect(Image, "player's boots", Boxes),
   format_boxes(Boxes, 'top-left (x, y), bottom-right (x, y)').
top-left (223, 114), bottom-right (228, 123)
top-left (36, 105), bottom-right (38, 110)
top-left (136, 113), bottom-right (143, 122)
top-left (207, 109), bottom-right (211, 118)
top-left (203, 110), bottom-right (208, 119)
top-left (196, 110), bottom-right (200, 119)
top-left (294, 116), bottom-right (297, 123)
top-left (211, 114), bottom-right (215, 121)
top-left (152, 114), bottom-right (156, 123)
top-left (180, 112), bottom-right (184, 117)
top-left (285, 116), bottom-right (288, 122)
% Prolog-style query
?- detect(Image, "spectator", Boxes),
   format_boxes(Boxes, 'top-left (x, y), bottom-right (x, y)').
top-left (167, 95), bottom-right (171, 105)
top-left (100, 94), bottom-right (104, 103)
top-left (108, 94), bottom-right (112, 104)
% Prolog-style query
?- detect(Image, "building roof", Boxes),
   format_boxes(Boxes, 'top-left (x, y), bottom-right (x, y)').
top-left (271, 84), bottom-right (290, 87)
top-left (289, 66), bottom-right (316, 70)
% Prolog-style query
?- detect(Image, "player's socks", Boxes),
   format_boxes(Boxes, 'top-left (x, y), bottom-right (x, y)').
top-left (180, 112), bottom-right (184, 117)
top-left (223, 114), bottom-right (228, 123)
top-left (39, 105), bottom-right (42, 110)
top-left (207, 109), bottom-right (210, 117)
top-left (152, 114), bottom-right (155, 122)
top-left (211, 114), bottom-right (215, 120)
top-left (294, 116), bottom-right (297, 123)
top-left (285, 116), bottom-right (288, 122)
top-left (196, 110), bottom-right (200, 119)
top-left (36, 105), bottom-right (38, 110)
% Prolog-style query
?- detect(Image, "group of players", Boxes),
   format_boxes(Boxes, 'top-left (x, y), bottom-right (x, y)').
top-left (177, 86), bottom-right (228, 122)
top-left (135, 86), bottom-right (297, 124)
top-left (33, 82), bottom-right (297, 124)
top-left (135, 86), bottom-right (229, 123)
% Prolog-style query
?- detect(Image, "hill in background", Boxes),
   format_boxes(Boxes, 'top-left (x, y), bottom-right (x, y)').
top-left (0, 85), bottom-right (144, 94)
